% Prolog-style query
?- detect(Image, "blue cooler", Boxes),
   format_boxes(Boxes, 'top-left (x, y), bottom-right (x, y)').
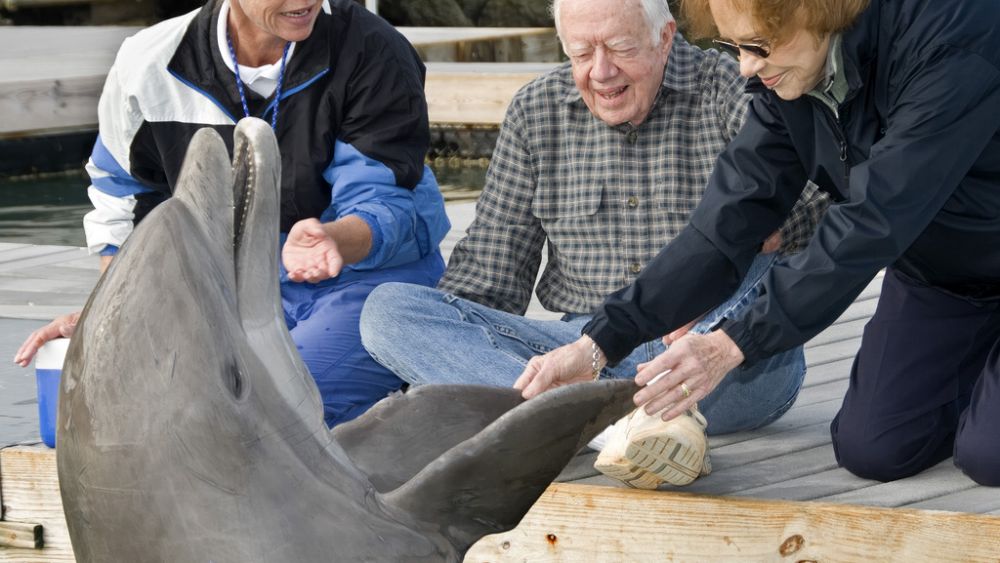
top-left (35, 338), bottom-right (70, 448)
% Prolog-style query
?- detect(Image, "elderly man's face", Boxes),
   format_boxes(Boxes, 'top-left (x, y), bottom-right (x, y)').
top-left (559, 0), bottom-right (675, 126)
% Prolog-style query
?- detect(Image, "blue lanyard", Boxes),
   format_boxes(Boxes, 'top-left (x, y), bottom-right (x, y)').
top-left (226, 28), bottom-right (290, 130)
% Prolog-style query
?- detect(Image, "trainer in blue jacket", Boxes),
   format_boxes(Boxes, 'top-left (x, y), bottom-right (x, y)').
top-left (516, 0), bottom-right (1000, 486)
top-left (14, 0), bottom-right (450, 428)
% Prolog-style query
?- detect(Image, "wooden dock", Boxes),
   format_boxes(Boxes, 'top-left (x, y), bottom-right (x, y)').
top-left (2, 202), bottom-right (999, 561)
top-left (0, 26), bottom-right (556, 139)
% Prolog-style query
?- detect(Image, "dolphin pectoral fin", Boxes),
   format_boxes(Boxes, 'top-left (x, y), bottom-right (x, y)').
top-left (382, 379), bottom-right (638, 553)
top-left (332, 385), bottom-right (524, 493)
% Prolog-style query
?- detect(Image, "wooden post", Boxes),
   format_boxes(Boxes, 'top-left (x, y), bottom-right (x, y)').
top-left (0, 446), bottom-right (73, 563)
top-left (465, 484), bottom-right (1000, 562)
top-left (0, 522), bottom-right (42, 550)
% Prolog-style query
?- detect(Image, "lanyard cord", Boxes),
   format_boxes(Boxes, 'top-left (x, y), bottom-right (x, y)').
top-left (226, 28), bottom-right (290, 130)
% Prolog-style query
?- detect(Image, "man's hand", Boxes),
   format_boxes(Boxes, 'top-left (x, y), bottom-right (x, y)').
top-left (633, 330), bottom-right (744, 422)
top-left (762, 229), bottom-right (782, 254)
top-left (13, 311), bottom-right (80, 367)
top-left (283, 218), bottom-right (345, 283)
top-left (514, 336), bottom-right (602, 399)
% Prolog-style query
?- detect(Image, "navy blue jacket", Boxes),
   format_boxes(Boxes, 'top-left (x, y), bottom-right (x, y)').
top-left (585, 0), bottom-right (1000, 365)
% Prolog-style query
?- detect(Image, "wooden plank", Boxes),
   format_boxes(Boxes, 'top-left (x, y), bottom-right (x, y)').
top-left (708, 397), bottom-right (841, 448)
top-left (908, 487), bottom-right (1000, 514)
top-left (681, 444), bottom-right (839, 496)
top-left (0, 522), bottom-right (42, 550)
top-left (800, 356), bottom-right (853, 388)
top-left (424, 64), bottom-right (554, 125)
top-left (0, 27), bottom-right (555, 138)
top-left (0, 446), bottom-right (74, 563)
top-left (0, 246), bottom-right (84, 269)
top-left (818, 462), bottom-right (993, 508)
top-left (465, 483), bottom-right (1000, 562)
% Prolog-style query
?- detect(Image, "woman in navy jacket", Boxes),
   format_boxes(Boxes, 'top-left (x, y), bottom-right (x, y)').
top-left (517, 0), bottom-right (1000, 486)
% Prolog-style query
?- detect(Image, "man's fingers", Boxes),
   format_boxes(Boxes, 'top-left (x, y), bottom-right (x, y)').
top-left (512, 361), bottom-right (537, 391)
top-left (518, 360), bottom-right (554, 399)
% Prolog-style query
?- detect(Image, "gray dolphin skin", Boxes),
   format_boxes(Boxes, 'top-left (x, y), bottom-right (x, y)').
top-left (57, 118), bottom-right (639, 562)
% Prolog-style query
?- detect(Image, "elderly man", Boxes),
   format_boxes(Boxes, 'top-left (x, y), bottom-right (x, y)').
top-left (360, 0), bottom-right (825, 488)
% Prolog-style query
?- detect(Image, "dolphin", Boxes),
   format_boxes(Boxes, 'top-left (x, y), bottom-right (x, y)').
top-left (57, 118), bottom-right (638, 562)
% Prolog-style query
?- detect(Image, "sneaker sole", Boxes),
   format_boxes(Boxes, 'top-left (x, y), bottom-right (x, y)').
top-left (624, 435), bottom-right (701, 486)
top-left (593, 456), bottom-right (663, 490)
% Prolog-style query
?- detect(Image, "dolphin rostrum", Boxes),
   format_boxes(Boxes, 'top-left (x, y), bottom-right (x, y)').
top-left (57, 118), bottom-right (639, 562)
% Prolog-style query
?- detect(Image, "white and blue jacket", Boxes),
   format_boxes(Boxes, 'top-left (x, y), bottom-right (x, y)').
top-left (83, 0), bottom-right (450, 284)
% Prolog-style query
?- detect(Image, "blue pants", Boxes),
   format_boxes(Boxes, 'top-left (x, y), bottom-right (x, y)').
top-left (283, 253), bottom-right (444, 427)
top-left (361, 253), bottom-right (806, 436)
top-left (831, 267), bottom-right (1000, 485)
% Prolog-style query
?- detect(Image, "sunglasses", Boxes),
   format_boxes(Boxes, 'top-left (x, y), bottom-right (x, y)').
top-left (712, 39), bottom-right (771, 59)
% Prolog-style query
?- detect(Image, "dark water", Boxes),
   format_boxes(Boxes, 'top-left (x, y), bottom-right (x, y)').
top-left (0, 172), bottom-right (92, 247)
top-left (0, 165), bottom-right (486, 247)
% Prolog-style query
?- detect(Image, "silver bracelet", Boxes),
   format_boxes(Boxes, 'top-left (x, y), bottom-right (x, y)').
top-left (591, 341), bottom-right (603, 381)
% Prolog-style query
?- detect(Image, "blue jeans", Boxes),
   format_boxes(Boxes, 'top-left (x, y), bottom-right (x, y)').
top-left (360, 254), bottom-right (805, 435)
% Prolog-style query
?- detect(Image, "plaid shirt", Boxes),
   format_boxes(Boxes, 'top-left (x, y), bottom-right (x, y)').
top-left (440, 35), bottom-right (827, 316)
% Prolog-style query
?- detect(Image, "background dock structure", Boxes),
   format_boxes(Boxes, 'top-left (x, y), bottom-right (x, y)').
top-left (2, 203), bottom-right (1000, 561)
top-left (0, 25), bottom-right (559, 141)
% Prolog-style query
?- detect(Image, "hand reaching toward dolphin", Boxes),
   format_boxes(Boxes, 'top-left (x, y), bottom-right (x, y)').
top-left (13, 311), bottom-right (80, 367)
top-left (516, 327), bottom-right (745, 422)
top-left (13, 255), bottom-right (112, 367)
top-left (515, 335), bottom-right (604, 399)
top-left (283, 218), bottom-right (345, 283)
top-left (632, 330), bottom-right (744, 420)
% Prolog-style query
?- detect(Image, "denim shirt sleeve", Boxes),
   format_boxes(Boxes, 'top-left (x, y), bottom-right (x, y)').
top-left (320, 140), bottom-right (449, 271)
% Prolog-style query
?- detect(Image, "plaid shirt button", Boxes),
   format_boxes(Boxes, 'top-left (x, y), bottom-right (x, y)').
top-left (627, 196), bottom-right (639, 207)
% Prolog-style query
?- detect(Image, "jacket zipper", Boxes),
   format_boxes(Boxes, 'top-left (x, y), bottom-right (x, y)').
top-left (812, 98), bottom-right (851, 188)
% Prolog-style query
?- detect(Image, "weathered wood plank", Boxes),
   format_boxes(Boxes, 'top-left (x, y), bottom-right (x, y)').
top-left (424, 64), bottom-right (554, 125)
top-left (0, 246), bottom-right (85, 269)
top-left (736, 466), bottom-right (880, 503)
top-left (818, 462), bottom-right (993, 508)
top-left (0, 521), bottom-right (42, 550)
top-left (465, 483), bottom-right (1000, 562)
top-left (0, 27), bottom-right (557, 138)
top-left (0, 446), bottom-right (73, 562)
top-left (707, 397), bottom-right (840, 448)
top-left (908, 486), bottom-right (1000, 514)
top-left (681, 444), bottom-right (840, 496)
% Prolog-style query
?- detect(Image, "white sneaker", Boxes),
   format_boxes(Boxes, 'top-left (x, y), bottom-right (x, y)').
top-left (593, 405), bottom-right (711, 489)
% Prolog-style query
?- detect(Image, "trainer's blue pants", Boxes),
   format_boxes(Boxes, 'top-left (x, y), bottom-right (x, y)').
top-left (282, 252), bottom-right (444, 427)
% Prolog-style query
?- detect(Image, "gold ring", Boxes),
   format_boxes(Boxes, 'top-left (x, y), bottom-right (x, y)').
top-left (680, 382), bottom-right (692, 398)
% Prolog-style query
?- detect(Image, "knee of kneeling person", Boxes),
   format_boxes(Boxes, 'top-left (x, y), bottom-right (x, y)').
top-left (832, 425), bottom-right (927, 483)
top-left (955, 434), bottom-right (1000, 487)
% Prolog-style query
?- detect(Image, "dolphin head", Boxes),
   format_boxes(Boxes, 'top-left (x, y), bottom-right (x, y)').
top-left (58, 118), bottom-right (639, 562)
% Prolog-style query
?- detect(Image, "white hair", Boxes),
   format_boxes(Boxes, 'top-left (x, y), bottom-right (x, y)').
top-left (551, 0), bottom-right (675, 47)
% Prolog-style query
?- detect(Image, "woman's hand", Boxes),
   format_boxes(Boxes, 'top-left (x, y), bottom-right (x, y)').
top-left (514, 336), bottom-right (602, 399)
top-left (13, 311), bottom-right (80, 367)
top-left (283, 218), bottom-right (344, 283)
top-left (633, 330), bottom-right (744, 421)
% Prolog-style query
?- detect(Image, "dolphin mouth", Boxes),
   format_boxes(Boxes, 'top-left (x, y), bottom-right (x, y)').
top-left (232, 137), bottom-right (254, 261)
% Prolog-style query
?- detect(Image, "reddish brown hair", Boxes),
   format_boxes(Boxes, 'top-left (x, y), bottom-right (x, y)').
top-left (681, 0), bottom-right (870, 45)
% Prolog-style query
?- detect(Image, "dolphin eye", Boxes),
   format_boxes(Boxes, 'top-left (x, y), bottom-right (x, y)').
top-left (224, 365), bottom-right (247, 400)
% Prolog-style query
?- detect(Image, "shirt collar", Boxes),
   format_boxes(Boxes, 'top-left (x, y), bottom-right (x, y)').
top-left (811, 33), bottom-right (848, 105)
top-left (217, 0), bottom-right (298, 81)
